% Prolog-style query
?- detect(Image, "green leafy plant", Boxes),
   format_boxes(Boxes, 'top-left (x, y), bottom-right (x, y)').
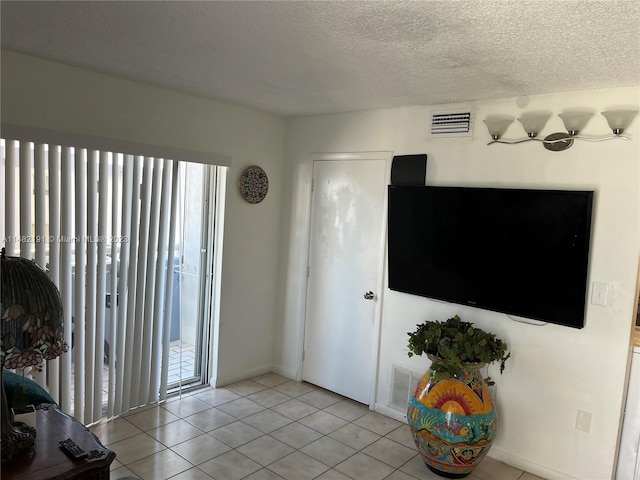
top-left (407, 315), bottom-right (510, 384)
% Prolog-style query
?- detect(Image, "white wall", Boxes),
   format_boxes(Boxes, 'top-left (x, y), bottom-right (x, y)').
top-left (5, 49), bottom-right (639, 479)
top-left (277, 87), bottom-right (640, 479)
top-left (1, 50), bottom-right (286, 386)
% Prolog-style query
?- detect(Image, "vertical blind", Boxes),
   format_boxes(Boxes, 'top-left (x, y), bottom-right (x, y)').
top-left (2, 137), bottom-right (184, 423)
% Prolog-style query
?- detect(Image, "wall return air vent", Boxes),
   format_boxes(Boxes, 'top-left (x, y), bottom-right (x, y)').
top-left (429, 110), bottom-right (474, 138)
top-left (389, 365), bottom-right (423, 413)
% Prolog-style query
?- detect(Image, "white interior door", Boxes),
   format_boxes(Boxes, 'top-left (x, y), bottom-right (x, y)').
top-left (303, 155), bottom-right (387, 404)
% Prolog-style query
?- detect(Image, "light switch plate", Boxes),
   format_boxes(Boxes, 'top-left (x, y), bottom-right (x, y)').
top-left (591, 282), bottom-right (609, 306)
top-left (575, 410), bottom-right (592, 433)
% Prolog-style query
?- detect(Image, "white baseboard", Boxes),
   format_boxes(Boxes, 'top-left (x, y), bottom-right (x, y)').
top-left (488, 446), bottom-right (578, 480)
top-left (271, 365), bottom-right (297, 382)
top-left (374, 403), bottom-right (407, 423)
top-left (212, 364), bottom-right (274, 388)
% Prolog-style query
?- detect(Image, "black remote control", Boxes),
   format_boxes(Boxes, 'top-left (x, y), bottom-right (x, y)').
top-left (59, 438), bottom-right (88, 460)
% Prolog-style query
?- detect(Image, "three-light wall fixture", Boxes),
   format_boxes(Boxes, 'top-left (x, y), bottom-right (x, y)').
top-left (483, 110), bottom-right (638, 152)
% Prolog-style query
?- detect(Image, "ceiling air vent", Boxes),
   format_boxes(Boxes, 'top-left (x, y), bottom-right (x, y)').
top-left (429, 109), bottom-right (474, 138)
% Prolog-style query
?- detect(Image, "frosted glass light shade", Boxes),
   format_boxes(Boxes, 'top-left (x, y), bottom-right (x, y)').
top-left (517, 114), bottom-right (550, 137)
top-left (601, 110), bottom-right (638, 134)
top-left (483, 118), bottom-right (513, 140)
top-left (558, 112), bottom-right (593, 135)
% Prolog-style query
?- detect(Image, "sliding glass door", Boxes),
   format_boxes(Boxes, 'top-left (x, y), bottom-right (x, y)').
top-left (168, 162), bottom-right (217, 390)
top-left (1, 137), bottom-right (225, 420)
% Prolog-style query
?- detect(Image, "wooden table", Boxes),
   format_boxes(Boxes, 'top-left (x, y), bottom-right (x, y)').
top-left (2, 404), bottom-right (116, 480)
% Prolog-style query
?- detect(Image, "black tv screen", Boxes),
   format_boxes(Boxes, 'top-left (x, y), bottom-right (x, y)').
top-left (387, 186), bottom-right (594, 328)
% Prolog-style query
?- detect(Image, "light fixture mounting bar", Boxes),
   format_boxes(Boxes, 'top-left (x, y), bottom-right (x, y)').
top-left (543, 133), bottom-right (573, 152)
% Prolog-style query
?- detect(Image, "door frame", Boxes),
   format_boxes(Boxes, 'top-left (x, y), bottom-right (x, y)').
top-left (297, 151), bottom-right (392, 407)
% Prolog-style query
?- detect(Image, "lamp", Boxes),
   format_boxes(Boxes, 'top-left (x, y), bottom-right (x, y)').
top-left (558, 112), bottom-right (593, 136)
top-left (517, 113), bottom-right (551, 139)
top-left (483, 109), bottom-right (638, 151)
top-left (1, 248), bottom-right (68, 463)
top-left (601, 110), bottom-right (638, 135)
top-left (482, 117), bottom-right (514, 143)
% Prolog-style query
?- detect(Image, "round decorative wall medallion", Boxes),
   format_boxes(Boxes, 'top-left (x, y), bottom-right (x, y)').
top-left (239, 165), bottom-right (269, 204)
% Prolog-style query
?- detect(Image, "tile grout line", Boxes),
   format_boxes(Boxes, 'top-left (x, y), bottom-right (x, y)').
top-left (125, 404), bottom-right (409, 478)
top-left (113, 384), bottom-right (410, 479)
top-left (99, 375), bottom-right (531, 480)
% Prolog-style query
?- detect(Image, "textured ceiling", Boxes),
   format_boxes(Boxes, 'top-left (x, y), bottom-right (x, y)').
top-left (1, 1), bottom-right (639, 117)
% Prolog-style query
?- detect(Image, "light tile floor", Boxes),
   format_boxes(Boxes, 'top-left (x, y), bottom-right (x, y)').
top-left (90, 373), bottom-right (544, 480)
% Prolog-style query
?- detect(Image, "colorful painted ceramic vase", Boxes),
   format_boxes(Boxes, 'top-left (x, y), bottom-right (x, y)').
top-left (407, 358), bottom-right (497, 478)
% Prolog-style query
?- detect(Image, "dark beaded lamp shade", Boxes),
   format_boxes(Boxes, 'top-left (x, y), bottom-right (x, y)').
top-left (1, 247), bottom-right (68, 464)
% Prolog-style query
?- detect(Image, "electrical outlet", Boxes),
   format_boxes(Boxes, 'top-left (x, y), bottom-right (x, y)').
top-left (575, 410), bottom-right (592, 433)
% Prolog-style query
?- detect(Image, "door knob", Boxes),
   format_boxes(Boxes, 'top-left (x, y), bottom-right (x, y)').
top-left (364, 291), bottom-right (375, 300)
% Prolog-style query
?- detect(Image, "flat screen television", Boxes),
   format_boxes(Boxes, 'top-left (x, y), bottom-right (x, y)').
top-left (387, 186), bottom-right (594, 328)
